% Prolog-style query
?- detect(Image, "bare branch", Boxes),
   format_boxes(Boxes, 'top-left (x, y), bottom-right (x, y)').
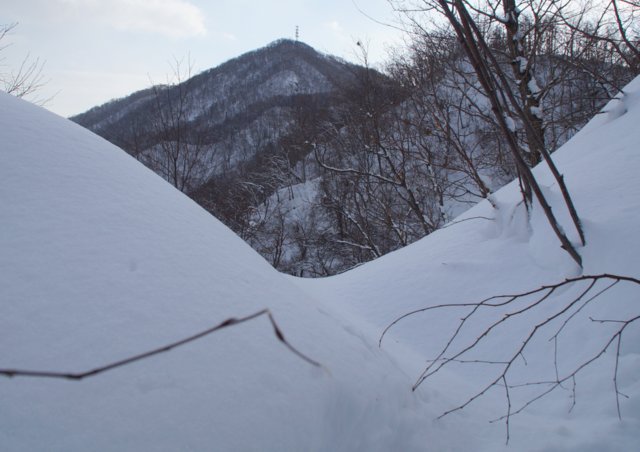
top-left (380, 273), bottom-right (640, 443)
top-left (0, 23), bottom-right (50, 105)
top-left (0, 308), bottom-right (322, 381)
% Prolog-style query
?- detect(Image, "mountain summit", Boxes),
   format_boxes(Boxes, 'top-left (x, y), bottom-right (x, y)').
top-left (73, 39), bottom-right (359, 130)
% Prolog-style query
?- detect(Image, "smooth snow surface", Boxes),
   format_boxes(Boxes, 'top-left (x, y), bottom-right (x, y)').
top-left (2, 76), bottom-right (640, 451)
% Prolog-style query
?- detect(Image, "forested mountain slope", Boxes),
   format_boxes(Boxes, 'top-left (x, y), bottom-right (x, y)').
top-left (71, 39), bottom-right (367, 189)
top-left (71, 37), bottom-right (634, 277)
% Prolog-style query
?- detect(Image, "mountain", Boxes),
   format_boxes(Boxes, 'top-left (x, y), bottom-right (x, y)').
top-left (73, 39), bottom-right (356, 131)
top-left (70, 39), bottom-right (370, 189)
top-left (2, 74), bottom-right (639, 450)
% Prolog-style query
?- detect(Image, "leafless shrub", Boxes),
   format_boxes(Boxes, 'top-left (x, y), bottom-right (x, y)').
top-left (0, 23), bottom-right (49, 105)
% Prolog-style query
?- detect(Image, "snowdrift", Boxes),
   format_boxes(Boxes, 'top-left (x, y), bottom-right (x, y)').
top-left (2, 74), bottom-right (640, 451)
top-left (0, 91), bottom-right (430, 451)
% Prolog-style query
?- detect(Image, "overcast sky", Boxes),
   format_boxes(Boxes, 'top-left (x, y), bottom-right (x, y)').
top-left (2, 0), bottom-right (405, 117)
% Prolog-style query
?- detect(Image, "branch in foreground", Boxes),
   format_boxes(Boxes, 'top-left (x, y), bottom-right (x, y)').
top-left (0, 308), bottom-right (322, 380)
top-left (380, 273), bottom-right (640, 443)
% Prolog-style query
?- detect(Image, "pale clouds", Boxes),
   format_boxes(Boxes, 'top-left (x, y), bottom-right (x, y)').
top-left (60, 0), bottom-right (206, 38)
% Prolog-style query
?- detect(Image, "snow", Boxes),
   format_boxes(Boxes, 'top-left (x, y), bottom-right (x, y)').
top-left (515, 55), bottom-right (528, 74)
top-left (2, 75), bottom-right (640, 451)
top-left (530, 105), bottom-right (543, 119)
top-left (528, 77), bottom-right (541, 96)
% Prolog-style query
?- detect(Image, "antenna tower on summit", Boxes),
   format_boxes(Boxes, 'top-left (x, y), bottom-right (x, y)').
top-left (295, 25), bottom-right (299, 42)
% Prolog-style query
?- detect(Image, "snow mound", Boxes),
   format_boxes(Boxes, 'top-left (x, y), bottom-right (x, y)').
top-left (0, 91), bottom-right (432, 451)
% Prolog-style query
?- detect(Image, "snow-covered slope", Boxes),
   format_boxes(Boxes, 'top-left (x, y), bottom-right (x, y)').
top-left (294, 77), bottom-right (640, 450)
top-left (1, 75), bottom-right (640, 452)
top-left (0, 91), bottom-right (430, 451)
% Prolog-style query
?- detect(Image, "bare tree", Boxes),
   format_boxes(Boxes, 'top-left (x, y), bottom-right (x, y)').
top-left (557, 0), bottom-right (639, 79)
top-left (143, 56), bottom-right (211, 193)
top-left (0, 23), bottom-right (48, 104)
top-left (391, 0), bottom-right (585, 266)
top-left (388, 32), bottom-right (503, 200)
top-left (313, 44), bottom-right (457, 265)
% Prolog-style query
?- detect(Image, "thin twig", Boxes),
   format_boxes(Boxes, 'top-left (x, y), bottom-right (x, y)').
top-left (439, 215), bottom-right (494, 229)
top-left (0, 309), bottom-right (322, 380)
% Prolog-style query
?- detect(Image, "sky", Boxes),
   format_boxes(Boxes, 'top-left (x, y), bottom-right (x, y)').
top-left (1, 0), bottom-right (406, 117)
